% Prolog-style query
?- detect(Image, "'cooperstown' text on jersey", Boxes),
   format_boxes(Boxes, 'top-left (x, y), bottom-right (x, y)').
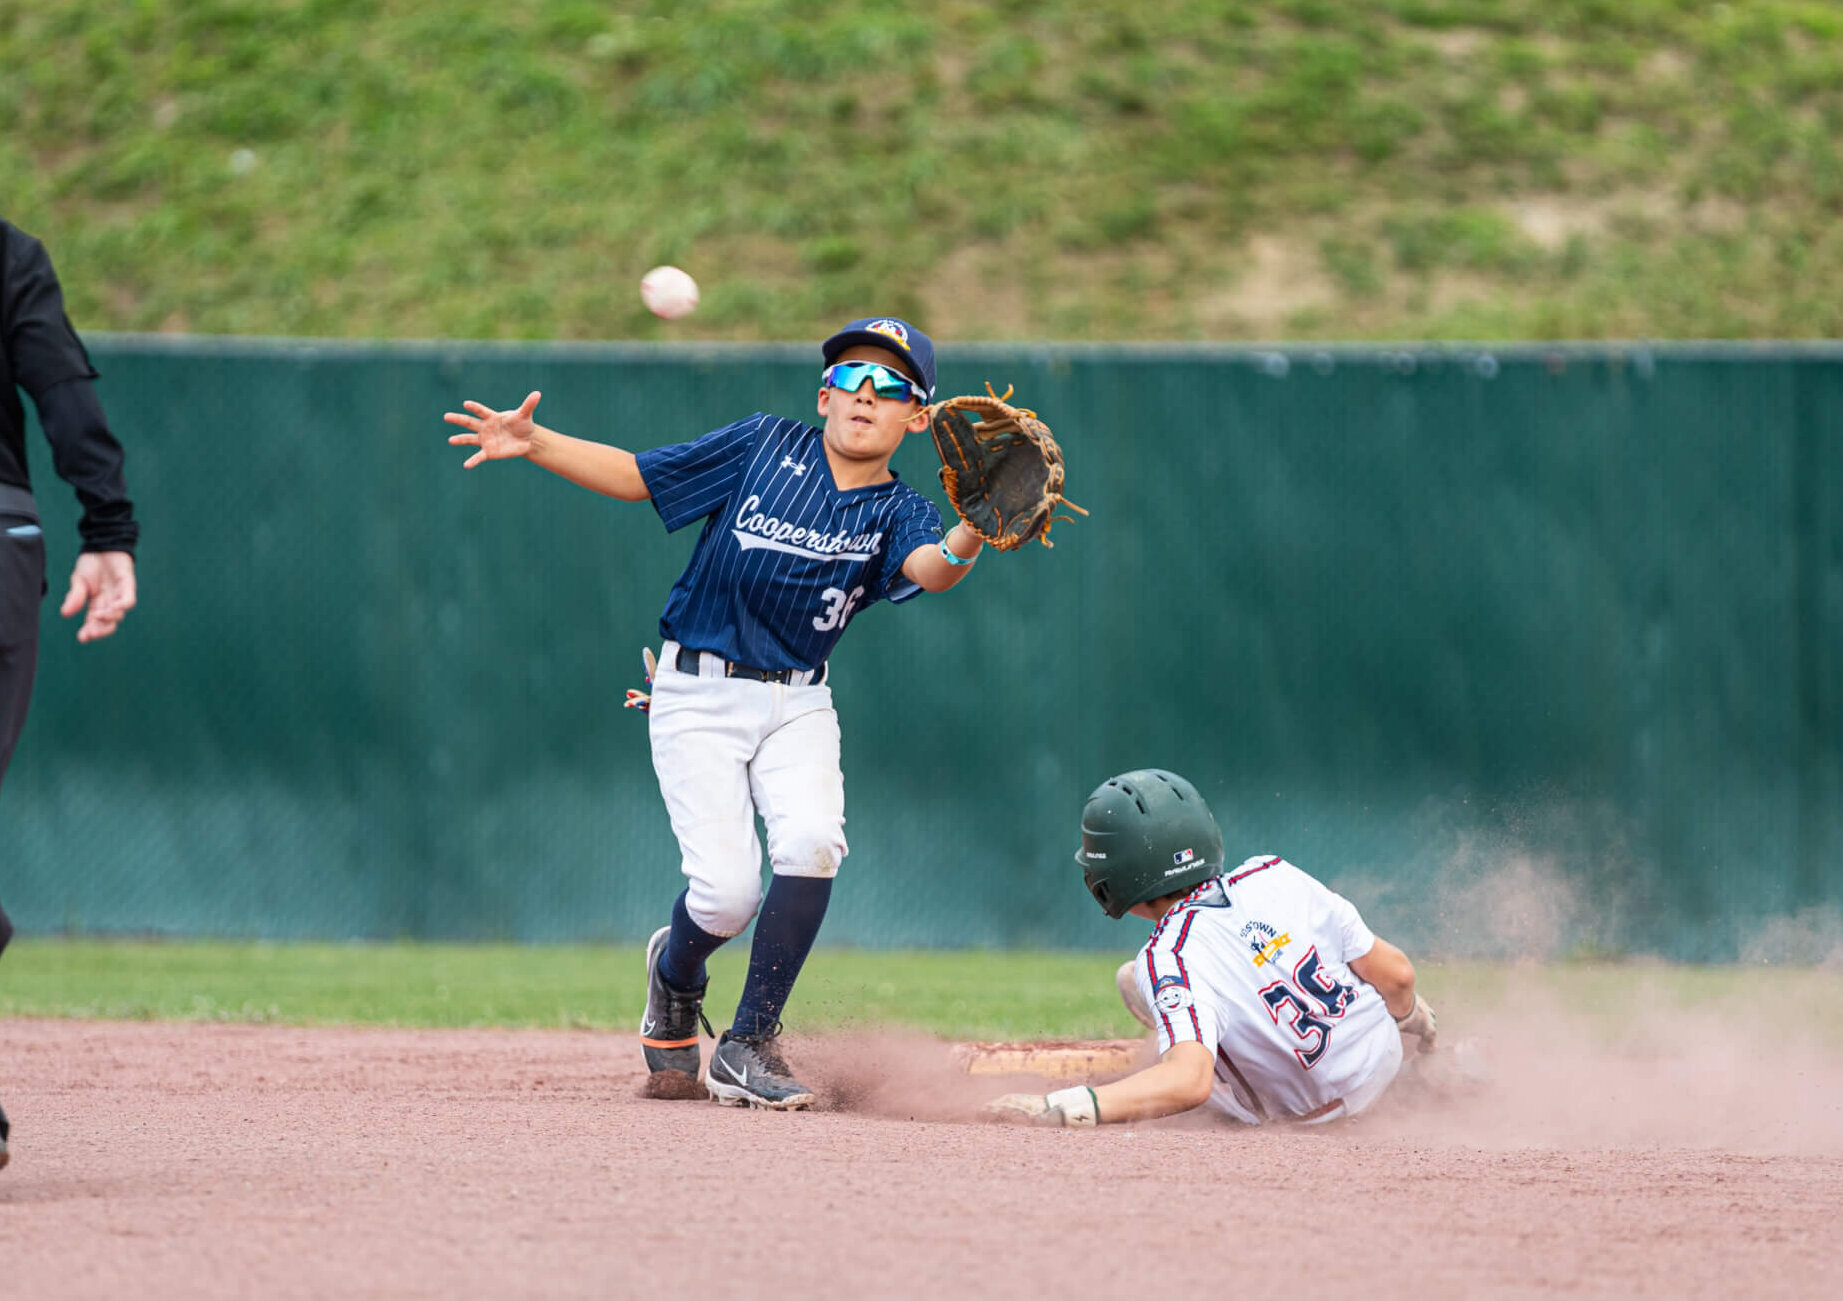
top-left (636, 414), bottom-right (943, 671)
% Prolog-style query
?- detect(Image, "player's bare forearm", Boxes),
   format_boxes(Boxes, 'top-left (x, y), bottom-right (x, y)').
top-left (1349, 937), bottom-right (1416, 1019)
top-left (902, 523), bottom-right (984, 593)
top-left (1089, 1041), bottom-right (1215, 1123)
top-left (527, 427), bottom-right (650, 501)
top-left (445, 391), bottom-right (649, 501)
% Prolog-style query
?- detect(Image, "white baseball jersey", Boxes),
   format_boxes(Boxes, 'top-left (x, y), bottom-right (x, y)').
top-left (1133, 856), bottom-right (1403, 1124)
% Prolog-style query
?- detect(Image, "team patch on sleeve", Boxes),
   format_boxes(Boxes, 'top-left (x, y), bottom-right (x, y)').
top-left (1143, 911), bottom-right (1205, 1043)
top-left (1153, 982), bottom-right (1195, 1015)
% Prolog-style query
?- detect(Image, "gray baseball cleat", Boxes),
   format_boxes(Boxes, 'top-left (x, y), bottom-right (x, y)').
top-left (641, 926), bottom-right (711, 1079)
top-left (706, 1026), bottom-right (817, 1110)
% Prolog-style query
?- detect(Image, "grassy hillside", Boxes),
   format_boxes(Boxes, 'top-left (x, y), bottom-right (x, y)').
top-left (4, 0), bottom-right (1842, 341)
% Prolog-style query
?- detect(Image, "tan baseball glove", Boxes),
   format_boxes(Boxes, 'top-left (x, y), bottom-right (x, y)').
top-left (926, 384), bottom-right (1086, 550)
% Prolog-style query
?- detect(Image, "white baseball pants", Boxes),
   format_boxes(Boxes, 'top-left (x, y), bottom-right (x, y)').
top-left (646, 642), bottom-right (848, 938)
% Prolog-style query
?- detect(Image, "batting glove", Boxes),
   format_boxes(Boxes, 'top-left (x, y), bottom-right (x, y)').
top-left (983, 1086), bottom-right (1100, 1127)
top-left (623, 646), bottom-right (659, 715)
top-left (1394, 993), bottom-right (1438, 1049)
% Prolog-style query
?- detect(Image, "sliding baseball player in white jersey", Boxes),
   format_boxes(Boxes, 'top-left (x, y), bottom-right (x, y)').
top-left (447, 317), bottom-right (988, 1110)
top-left (990, 769), bottom-right (1439, 1127)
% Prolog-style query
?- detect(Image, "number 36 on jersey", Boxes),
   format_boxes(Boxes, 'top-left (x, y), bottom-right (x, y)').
top-left (813, 585), bottom-right (865, 632)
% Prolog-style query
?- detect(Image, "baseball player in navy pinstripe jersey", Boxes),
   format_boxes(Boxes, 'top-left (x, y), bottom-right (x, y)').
top-left (446, 318), bottom-right (985, 1108)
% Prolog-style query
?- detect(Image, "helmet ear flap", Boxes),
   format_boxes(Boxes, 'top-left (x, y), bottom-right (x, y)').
top-left (1078, 769), bottom-right (1224, 919)
top-left (1084, 866), bottom-right (1116, 917)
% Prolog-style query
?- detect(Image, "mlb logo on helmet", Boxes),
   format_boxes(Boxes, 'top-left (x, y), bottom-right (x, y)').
top-left (1173, 848), bottom-right (1197, 866)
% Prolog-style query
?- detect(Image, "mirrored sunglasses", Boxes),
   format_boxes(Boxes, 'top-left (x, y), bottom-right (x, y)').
top-left (822, 360), bottom-right (928, 404)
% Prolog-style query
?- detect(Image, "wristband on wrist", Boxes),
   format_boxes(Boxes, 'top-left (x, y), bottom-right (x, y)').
top-left (938, 538), bottom-right (978, 567)
top-left (1045, 1085), bottom-right (1100, 1127)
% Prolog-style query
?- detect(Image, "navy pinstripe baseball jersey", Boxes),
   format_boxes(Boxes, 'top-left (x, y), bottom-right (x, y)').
top-left (636, 413), bottom-right (944, 671)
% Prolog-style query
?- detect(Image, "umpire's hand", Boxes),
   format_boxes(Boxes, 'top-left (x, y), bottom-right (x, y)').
top-left (62, 551), bottom-right (136, 643)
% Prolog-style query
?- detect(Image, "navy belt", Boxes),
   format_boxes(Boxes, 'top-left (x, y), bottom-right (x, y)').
top-left (673, 645), bottom-right (826, 686)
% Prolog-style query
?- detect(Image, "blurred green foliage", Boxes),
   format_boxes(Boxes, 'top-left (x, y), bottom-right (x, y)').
top-left (4, 0), bottom-right (1843, 339)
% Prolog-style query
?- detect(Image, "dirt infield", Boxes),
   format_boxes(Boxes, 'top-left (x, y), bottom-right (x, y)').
top-left (3, 1016), bottom-right (1841, 1299)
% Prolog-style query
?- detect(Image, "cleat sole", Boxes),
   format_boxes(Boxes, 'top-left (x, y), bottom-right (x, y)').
top-left (706, 1078), bottom-right (815, 1111)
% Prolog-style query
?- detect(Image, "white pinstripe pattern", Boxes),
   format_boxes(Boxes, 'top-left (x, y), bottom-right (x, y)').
top-left (636, 414), bottom-right (943, 671)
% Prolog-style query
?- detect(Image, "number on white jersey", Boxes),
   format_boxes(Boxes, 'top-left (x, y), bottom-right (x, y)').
top-left (1259, 947), bottom-right (1358, 1069)
top-left (1260, 983), bottom-right (1335, 1068)
top-left (1293, 947), bottom-right (1358, 1018)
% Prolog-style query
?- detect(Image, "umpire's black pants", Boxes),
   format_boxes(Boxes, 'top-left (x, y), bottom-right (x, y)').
top-left (0, 483), bottom-right (46, 960)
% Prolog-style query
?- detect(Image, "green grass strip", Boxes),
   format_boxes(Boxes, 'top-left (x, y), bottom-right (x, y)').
top-left (2, 940), bottom-right (1838, 1043)
top-left (0, 940), bottom-right (1149, 1040)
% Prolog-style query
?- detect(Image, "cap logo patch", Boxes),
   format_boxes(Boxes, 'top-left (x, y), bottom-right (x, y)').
top-left (1173, 848), bottom-right (1197, 866)
top-left (866, 319), bottom-right (911, 351)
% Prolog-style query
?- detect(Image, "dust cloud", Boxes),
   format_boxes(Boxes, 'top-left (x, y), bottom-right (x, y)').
top-left (807, 847), bottom-right (1843, 1155)
top-left (1362, 977), bottom-right (1843, 1156)
top-left (808, 991), bottom-right (1843, 1158)
top-left (798, 1032), bottom-right (1002, 1122)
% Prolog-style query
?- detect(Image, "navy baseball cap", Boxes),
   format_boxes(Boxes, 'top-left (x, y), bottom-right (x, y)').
top-left (822, 317), bottom-right (936, 400)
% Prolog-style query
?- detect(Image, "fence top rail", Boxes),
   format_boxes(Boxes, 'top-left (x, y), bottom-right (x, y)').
top-left (85, 333), bottom-right (1843, 367)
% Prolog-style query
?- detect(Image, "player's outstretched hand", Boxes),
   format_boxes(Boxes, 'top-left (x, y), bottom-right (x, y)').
top-left (444, 391), bottom-right (542, 468)
top-left (982, 1087), bottom-right (1098, 1127)
top-left (984, 1093), bottom-right (1053, 1124)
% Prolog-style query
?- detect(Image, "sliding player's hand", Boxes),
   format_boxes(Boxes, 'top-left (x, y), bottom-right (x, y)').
top-left (1394, 993), bottom-right (1438, 1050)
top-left (984, 1093), bottom-right (1052, 1124)
top-left (982, 1087), bottom-right (1098, 1127)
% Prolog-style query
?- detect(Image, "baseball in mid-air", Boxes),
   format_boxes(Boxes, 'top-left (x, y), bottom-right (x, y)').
top-left (641, 265), bottom-right (699, 320)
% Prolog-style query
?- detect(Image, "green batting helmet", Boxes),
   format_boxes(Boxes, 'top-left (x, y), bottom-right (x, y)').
top-left (1076, 769), bottom-right (1224, 919)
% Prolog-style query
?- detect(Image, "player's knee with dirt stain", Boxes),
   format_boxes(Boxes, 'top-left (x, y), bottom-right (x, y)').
top-left (987, 769), bottom-right (1441, 1129)
top-left (766, 825), bottom-right (845, 880)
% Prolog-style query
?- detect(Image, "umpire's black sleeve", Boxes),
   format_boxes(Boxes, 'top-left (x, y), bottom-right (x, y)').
top-left (34, 378), bottom-right (138, 553)
top-left (0, 221), bottom-right (138, 555)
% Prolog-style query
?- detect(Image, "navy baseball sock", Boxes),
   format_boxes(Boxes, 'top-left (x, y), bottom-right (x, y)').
top-left (657, 889), bottom-right (727, 991)
top-left (731, 874), bottom-right (832, 1040)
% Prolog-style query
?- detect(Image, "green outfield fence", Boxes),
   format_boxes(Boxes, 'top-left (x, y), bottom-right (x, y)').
top-left (3, 338), bottom-right (1839, 960)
